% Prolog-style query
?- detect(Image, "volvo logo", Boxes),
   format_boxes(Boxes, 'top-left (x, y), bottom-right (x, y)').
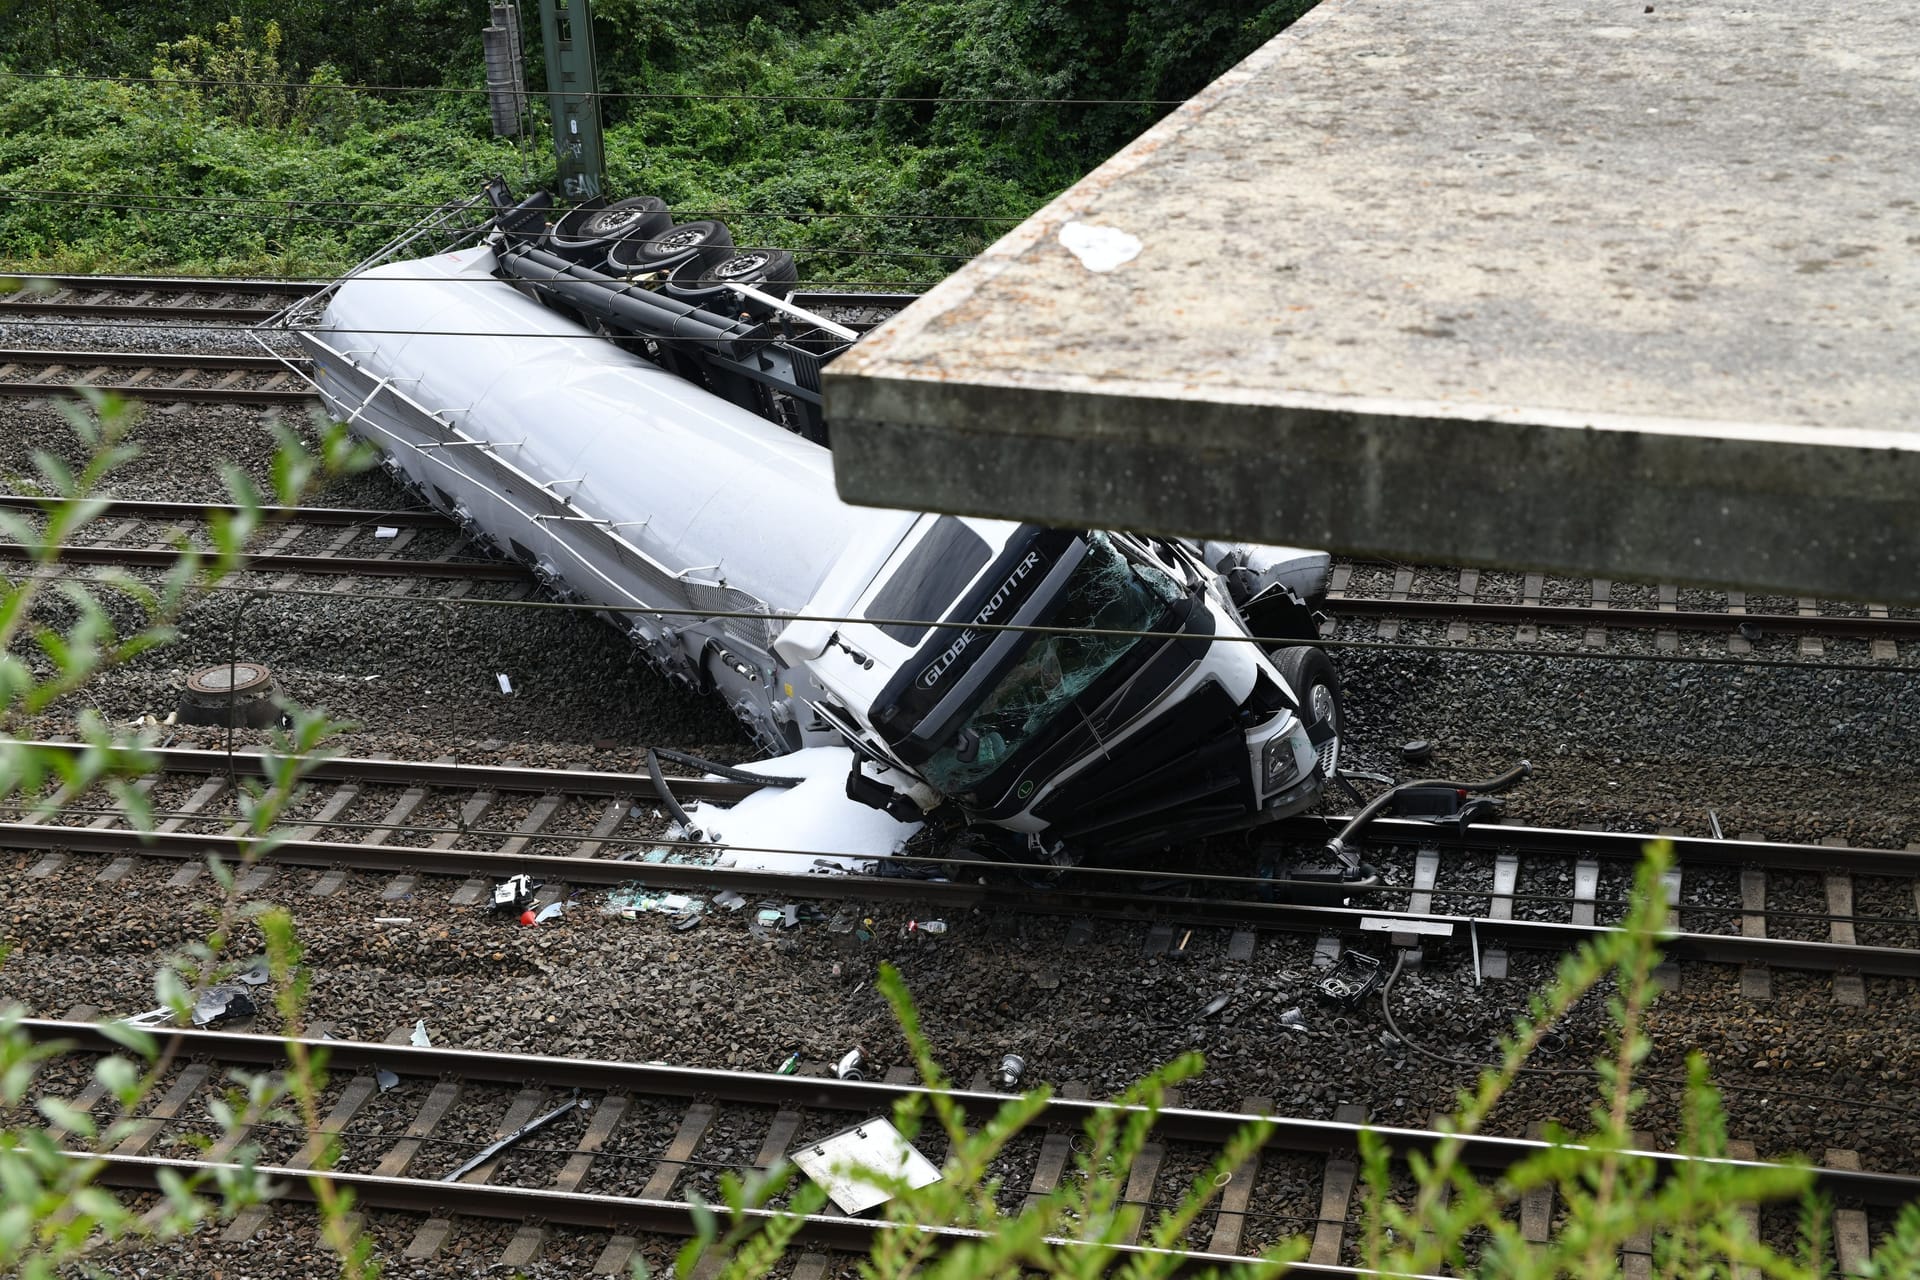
top-left (916, 551), bottom-right (1043, 690)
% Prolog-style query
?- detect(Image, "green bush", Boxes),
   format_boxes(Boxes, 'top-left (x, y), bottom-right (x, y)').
top-left (0, 2), bottom-right (1313, 278)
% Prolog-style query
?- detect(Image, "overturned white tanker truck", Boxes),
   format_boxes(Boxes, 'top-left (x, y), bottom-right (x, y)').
top-left (287, 182), bottom-right (1348, 863)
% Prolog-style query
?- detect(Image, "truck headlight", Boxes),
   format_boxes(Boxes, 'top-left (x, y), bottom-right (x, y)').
top-left (1261, 728), bottom-right (1303, 790)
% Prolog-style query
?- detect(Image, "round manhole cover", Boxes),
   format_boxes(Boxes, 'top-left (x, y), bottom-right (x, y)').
top-left (179, 661), bottom-right (282, 727)
top-left (186, 663), bottom-right (273, 695)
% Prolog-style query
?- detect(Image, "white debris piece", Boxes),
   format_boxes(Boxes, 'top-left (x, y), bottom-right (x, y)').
top-left (374, 526), bottom-right (399, 538)
top-left (410, 1019), bottom-right (431, 1047)
top-left (1058, 220), bottom-right (1142, 272)
top-left (686, 746), bottom-right (919, 873)
top-left (496, 673), bottom-right (514, 695)
top-left (791, 1117), bottom-right (942, 1214)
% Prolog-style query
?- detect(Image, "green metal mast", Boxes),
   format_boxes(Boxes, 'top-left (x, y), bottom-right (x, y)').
top-left (538, 0), bottom-right (605, 200)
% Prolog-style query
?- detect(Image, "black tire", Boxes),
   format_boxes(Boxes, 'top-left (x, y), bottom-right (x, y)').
top-left (664, 247), bottom-right (799, 307)
top-left (605, 220), bottom-right (735, 277)
top-left (546, 196), bottom-right (672, 262)
top-left (1272, 645), bottom-right (1342, 778)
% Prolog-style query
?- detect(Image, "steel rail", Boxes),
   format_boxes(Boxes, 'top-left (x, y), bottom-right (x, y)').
top-left (21, 740), bottom-right (1915, 879)
top-left (1283, 815), bottom-right (1920, 879)
top-left (1330, 595), bottom-right (1920, 640)
top-left (0, 543), bottom-right (522, 579)
top-left (0, 274), bottom-right (319, 295)
top-left (0, 381), bottom-right (317, 405)
top-left (6, 818), bottom-right (1919, 976)
top-left (30, 1021), bottom-right (1920, 1208)
top-left (0, 496), bottom-right (451, 527)
top-left (0, 301), bottom-right (286, 323)
top-left (78, 1153), bottom-right (1360, 1277)
top-left (8, 741), bottom-right (757, 803)
top-left (0, 349), bottom-right (305, 370)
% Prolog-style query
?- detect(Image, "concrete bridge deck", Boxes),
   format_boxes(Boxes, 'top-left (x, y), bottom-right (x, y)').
top-left (824, 0), bottom-right (1919, 602)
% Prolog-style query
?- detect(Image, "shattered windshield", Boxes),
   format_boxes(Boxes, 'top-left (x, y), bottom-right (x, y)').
top-left (918, 533), bottom-right (1181, 794)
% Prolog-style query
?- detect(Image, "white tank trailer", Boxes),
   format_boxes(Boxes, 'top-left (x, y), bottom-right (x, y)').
top-left (294, 189), bottom-right (1347, 862)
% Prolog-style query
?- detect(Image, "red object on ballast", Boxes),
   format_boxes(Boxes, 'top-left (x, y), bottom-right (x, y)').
top-left (519, 909), bottom-right (536, 926)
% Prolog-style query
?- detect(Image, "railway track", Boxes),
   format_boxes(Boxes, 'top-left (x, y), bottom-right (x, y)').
top-left (14, 496), bottom-right (1918, 665)
top-left (0, 498), bottom-right (534, 591)
top-left (0, 349), bottom-right (316, 404)
top-left (1327, 562), bottom-right (1915, 660)
top-left (0, 275), bottom-right (314, 325)
top-left (5, 744), bottom-right (1918, 984)
top-left (22, 1019), bottom-right (1916, 1273)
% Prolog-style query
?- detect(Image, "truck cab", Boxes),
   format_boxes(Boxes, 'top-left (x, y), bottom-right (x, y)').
top-left (777, 514), bottom-right (1338, 857)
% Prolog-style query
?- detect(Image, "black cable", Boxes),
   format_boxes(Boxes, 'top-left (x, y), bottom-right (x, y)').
top-left (645, 747), bottom-right (698, 837)
top-left (1322, 763), bottom-right (1532, 868)
top-left (649, 747), bottom-right (799, 790)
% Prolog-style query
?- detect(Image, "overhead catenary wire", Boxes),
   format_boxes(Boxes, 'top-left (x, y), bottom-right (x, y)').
top-left (10, 570), bottom-right (1917, 675)
top-left (0, 69), bottom-right (1190, 107)
top-left (0, 197), bottom-right (991, 257)
top-left (2, 188), bottom-right (1032, 223)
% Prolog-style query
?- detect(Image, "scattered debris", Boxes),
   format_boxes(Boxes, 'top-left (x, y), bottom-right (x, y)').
top-left (1167, 929), bottom-right (1192, 960)
top-left (191, 984), bottom-right (256, 1027)
top-left (374, 916), bottom-right (413, 925)
top-left (1401, 739), bottom-right (1435, 765)
top-left (519, 909), bottom-right (537, 926)
top-left (902, 919), bottom-right (947, 936)
top-left (410, 1019), bottom-right (432, 1048)
top-left (748, 901), bottom-right (810, 932)
top-left (713, 890), bottom-right (746, 912)
top-left (496, 673), bottom-right (514, 695)
top-left (533, 901), bottom-right (566, 925)
top-left (776, 1051), bottom-right (801, 1075)
top-left (374, 525), bottom-right (399, 538)
top-left (1199, 994), bottom-right (1232, 1019)
top-left (443, 1095), bottom-right (588, 1183)
top-left (790, 1118), bottom-right (942, 1214)
top-left (234, 962), bottom-right (271, 986)
top-left (1316, 951), bottom-right (1384, 1009)
top-left (835, 1047), bottom-right (865, 1081)
top-left (604, 886), bottom-right (709, 920)
top-left (994, 1054), bottom-right (1025, 1090)
top-left (492, 874), bottom-right (535, 914)
top-left (375, 1067), bottom-right (401, 1092)
top-left (1278, 1006), bottom-right (1308, 1030)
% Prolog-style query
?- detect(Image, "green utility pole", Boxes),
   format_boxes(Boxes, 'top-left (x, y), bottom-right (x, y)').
top-left (538, 0), bottom-right (605, 200)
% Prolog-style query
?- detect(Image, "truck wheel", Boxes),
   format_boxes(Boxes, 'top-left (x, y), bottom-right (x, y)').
top-left (664, 247), bottom-right (799, 308)
top-left (1273, 645), bottom-right (1342, 778)
top-left (546, 196), bottom-right (671, 263)
top-left (605, 219), bottom-right (735, 277)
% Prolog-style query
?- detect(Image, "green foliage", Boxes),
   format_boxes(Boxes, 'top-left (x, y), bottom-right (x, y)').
top-left (0, 2), bottom-right (1312, 277)
top-left (0, 396), bottom-right (375, 1276)
top-left (660, 960), bottom-right (1299, 1280)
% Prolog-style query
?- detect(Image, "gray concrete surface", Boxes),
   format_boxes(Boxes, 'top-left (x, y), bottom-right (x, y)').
top-left (824, 0), bottom-right (1920, 602)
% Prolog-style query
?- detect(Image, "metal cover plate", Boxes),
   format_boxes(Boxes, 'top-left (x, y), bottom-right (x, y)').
top-left (1360, 916), bottom-right (1454, 937)
top-left (789, 1116), bottom-right (942, 1215)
